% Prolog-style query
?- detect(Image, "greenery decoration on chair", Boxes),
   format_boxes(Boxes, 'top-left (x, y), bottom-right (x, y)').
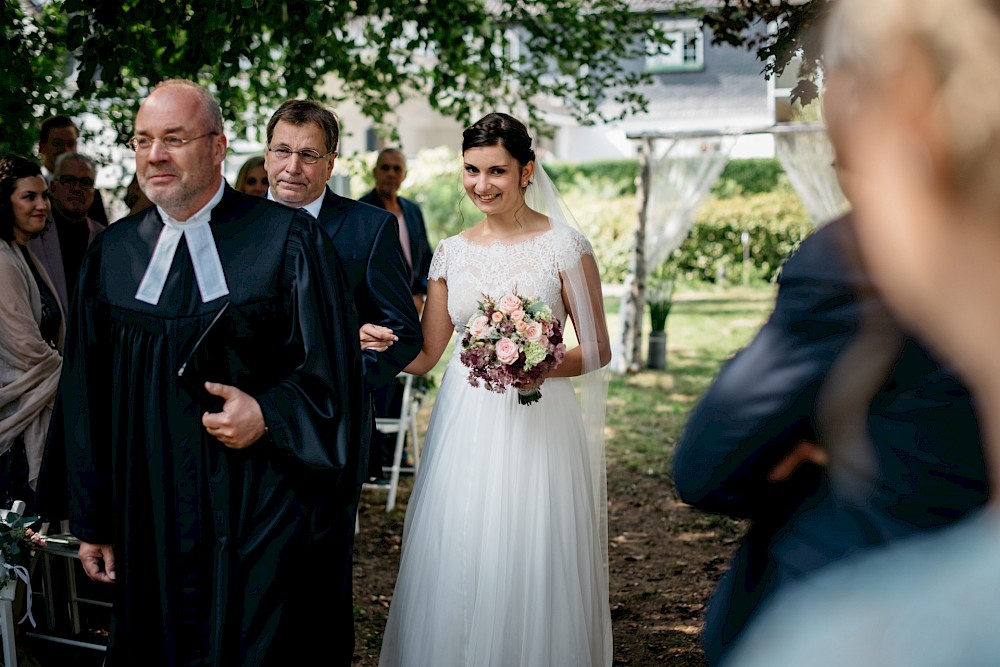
top-left (0, 510), bottom-right (37, 592)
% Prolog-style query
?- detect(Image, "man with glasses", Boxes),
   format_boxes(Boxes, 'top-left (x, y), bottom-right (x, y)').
top-left (41, 79), bottom-right (364, 665)
top-left (27, 152), bottom-right (105, 312)
top-left (37, 115), bottom-right (109, 226)
top-left (263, 99), bottom-right (421, 666)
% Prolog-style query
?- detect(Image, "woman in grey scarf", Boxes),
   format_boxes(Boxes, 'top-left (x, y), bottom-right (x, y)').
top-left (0, 155), bottom-right (63, 511)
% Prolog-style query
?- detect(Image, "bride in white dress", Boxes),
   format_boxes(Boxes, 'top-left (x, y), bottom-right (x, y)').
top-left (378, 113), bottom-right (613, 667)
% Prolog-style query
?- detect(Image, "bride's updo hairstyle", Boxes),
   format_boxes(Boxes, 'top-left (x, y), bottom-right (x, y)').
top-left (462, 113), bottom-right (536, 167)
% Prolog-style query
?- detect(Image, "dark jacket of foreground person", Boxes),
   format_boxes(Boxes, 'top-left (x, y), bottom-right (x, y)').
top-left (672, 215), bottom-right (988, 665)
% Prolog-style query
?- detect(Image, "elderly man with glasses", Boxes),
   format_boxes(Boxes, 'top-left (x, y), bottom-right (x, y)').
top-left (39, 79), bottom-right (364, 665)
top-left (27, 152), bottom-right (105, 313)
top-left (262, 99), bottom-right (422, 667)
top-left (37, 115), bottom-right (109, 226)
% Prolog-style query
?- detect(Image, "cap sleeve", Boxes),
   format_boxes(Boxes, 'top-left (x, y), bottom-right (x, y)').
top-left (428, 238), bottom-right (449, 282)
top-left (555, 227), bottom-right (595, 271)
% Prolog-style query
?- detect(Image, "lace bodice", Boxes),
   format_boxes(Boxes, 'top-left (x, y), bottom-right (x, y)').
top-left (429, 227), bottom-right (594, 333)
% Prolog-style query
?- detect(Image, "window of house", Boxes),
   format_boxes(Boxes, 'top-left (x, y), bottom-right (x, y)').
top-left (647, 20), bottom-right (705, 74)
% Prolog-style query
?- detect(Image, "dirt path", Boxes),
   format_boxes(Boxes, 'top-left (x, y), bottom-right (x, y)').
top-left (352, 467), bottom-right (742, 666)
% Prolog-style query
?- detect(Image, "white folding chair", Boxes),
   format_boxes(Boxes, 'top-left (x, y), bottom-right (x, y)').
top-left (1, 500), bottom-right (26, 667)
top-left (366, 372), bottom-right (423, 512)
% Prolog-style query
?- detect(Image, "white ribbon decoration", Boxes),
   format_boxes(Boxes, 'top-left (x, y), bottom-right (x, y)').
top-left (2, 562), bottom-right (36, 627)
top-left (135, 180), bottom-right (229, 305)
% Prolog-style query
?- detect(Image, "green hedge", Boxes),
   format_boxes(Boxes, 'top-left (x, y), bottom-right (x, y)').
top-left (351, 149), bottom-right (811, 284)
top-left (545, 160), bottom-right (639, 198)
top-left (671, 191), bottom-right (812, 283)
top-left (541, 157), bottom-right (789, 199)
top-left (712, 158), bottom-right (787, 197)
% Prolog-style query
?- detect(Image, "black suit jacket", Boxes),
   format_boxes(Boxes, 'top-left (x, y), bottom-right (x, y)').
top-left (672, 215), bottom-right (987, 664)
top-left (317, 188), bottom-right (422, 485)
top-left (359, 189), bottom-right (433, 296)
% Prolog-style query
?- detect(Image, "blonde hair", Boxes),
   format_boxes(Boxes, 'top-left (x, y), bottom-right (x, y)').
top-left (826, 0), bottom-right (1000, 212)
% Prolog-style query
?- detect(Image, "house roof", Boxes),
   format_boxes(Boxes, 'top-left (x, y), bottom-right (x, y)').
top-left (625, 0), bottom-right (723, 12)
top-left (483, 0), bottom-right (723, 15)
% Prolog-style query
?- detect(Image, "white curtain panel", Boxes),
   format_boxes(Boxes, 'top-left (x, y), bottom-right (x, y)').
top-left (644, 134), bottom-right (738, 268)
top-left (774, 128), bottom-right (849, 226)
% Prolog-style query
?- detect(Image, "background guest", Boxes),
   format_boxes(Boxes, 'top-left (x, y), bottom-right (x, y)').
top-left (359, 148), bottom-right (432, 314)
top-left (37, 115), bottom-right (108, 226)
top-left (359, 148), bottom-right (435, 475)
top-left (28, 152), bottom-right (106, 311)
top-left (234, 154), bottom-right (268, 197)
top-left (0, 154), bottom-right (63, 512)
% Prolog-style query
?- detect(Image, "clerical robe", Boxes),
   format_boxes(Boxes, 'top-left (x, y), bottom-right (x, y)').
top-left (43, 186), bottom-right (363, 666)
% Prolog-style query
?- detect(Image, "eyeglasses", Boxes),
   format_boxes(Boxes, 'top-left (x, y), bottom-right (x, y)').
top-left (267, 146), bottom-right (335, 165)
top-left (56, 175), bottom-right (95, 189)
top-left (128, 132), bottom-right (218, 152)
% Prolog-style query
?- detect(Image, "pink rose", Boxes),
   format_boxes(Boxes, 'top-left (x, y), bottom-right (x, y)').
top-left (539, 337), bottom-right (550, 348)
top-left (525, 321), bottom-right (544, 342)
top-left (510, 309), bottom-right (525, 322)
top-left (498, 294), bottom-right (523, 314)
top-left (491, 311), bottom-right (504, 323)
top-left (495, 337), bottom-right (520, 365)
top-left (515, 320), bottom-right (528, 333)
top-left (469, 315), bottom-right (488, 337)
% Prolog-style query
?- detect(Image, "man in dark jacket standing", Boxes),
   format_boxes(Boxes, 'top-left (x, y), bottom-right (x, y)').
top-left (264, 101), bottom-right (422, 666)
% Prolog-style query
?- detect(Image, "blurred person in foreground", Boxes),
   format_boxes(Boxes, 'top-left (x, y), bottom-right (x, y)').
top-left (37, 115), bottom-right (108, 226)
top-left (673, 46), bottom-right (986, 667)
top-left (39, 79), bottom-right (363, 665)
top-left (674, 211), bottom-right (986, 663)
top-left (0, 155), bottom-right (63, 513)
top-left (27, 152), bottom-right (106, 311)
top-left (726, 0), bottom-right (1000, 664)
top-left (233, 154), bottom-right (267, 197)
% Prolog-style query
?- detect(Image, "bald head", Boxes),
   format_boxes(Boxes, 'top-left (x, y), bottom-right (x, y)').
top-left (374, 148), bottom-right (407, 200)
top-left (133, 80), bottom-right (228, 220)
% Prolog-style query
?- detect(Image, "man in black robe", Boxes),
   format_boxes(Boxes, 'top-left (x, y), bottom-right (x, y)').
top-left (42, 79), bottom-right (363, 665)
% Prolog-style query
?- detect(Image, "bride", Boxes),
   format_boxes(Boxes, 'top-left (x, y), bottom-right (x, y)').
top-left (378, 113), bottom-right (613, 667)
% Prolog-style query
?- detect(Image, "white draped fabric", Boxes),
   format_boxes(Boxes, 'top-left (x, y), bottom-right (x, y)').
top-left (615, 125), bottom-right (847, 372)
top-left (614, 134), bottom-right (736, 372)
top-left (773, 128), bottom-right (849, 226)
top-left (645, 135), bottom-right (739, 268)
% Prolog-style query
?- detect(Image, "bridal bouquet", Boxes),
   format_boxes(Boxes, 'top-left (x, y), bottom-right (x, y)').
top-left (459, 291), bottom-right (567, 406)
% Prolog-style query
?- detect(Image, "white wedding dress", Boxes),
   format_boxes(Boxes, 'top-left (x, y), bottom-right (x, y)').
top-left (379, 227), bottom-right (612, 667)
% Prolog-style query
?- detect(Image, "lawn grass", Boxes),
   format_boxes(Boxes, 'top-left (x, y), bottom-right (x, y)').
top-left (409, 283), bottom-right (777, 480)
top-left (604, 285), bottom-right (777, 477)
top-left (351, 282), bottom-right (778, 666)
